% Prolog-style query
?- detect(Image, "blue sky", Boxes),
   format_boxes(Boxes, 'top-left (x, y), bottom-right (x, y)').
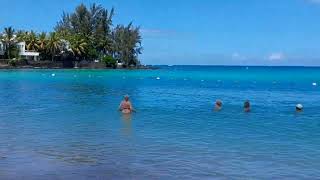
top-left (1, 0), bottom-right (320, 66)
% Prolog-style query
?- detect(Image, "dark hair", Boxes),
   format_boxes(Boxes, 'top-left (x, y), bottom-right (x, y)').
top-left (244, 101), bottom-right (250, 108)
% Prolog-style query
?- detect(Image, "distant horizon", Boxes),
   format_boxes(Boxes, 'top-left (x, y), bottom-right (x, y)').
top-left (149, 64), bottom-right (320, 67)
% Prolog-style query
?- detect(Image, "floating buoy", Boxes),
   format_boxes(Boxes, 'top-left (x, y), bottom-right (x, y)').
top-left (296, 104), bottom-right (303, 111)
top-left (246, 67), bottom-right (249, 70)
top-left (51, 73), bottom-right (55, 77)
top-left (156, 77), bottom-right (160, 80)
top-left (312, 82), bottom-right (317, 86)
top-left (201, 80), bottom-right (204, 82)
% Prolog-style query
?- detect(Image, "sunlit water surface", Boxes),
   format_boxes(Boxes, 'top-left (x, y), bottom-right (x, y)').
top-left (0, 66), bottom-right (320, 179)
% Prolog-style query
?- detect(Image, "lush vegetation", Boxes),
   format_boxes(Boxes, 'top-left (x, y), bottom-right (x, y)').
top-left (0, 3), bottom-right (143, 67)
top-left (0, 27), bottom-right (19, 59)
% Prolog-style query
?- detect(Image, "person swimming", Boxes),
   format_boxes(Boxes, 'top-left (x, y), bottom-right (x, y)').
top-left (119, 95), bottom-right (135, 114)
top-left (244, 100), bottom-right (251, 112)
top-left (296, 104), bottom-right (303, 112)
top-left (214, 100), bottom-right (223, 111)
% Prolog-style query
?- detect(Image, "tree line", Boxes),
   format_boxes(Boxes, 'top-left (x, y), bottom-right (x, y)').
top-left (0, 3), bottom-right (143, 67)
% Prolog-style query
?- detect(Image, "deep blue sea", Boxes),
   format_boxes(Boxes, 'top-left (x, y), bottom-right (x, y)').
top-left (0, 66), bottom-right (320, 179)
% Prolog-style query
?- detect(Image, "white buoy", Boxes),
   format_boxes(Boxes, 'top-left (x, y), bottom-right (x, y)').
top-left (296, 104), bottom-right (303, 111)
top-left (156, 77), bottom-right (160, 80)
top-left (312, 82), bottom-right (317, 86)
top-left (51, 73), bottom-right (55, 77)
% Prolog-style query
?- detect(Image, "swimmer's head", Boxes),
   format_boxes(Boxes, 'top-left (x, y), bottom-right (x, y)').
top-left (214, 100), bottom-right (223, 111)
top-left (124, 95), bottom-right (130, 101)
top-left (296, 104), bottom-right (303, 112)
top-left (244, 100), bottom-right (250, 108)
top-left (215, 100), bottom-right (222, 107)
top-left (244, 100), bottom-right (251, 112)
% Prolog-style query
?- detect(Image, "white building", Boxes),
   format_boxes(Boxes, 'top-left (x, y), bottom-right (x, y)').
top-left (0, 42), bottom-right (40, 60)
top-left (117, 61), bottom-right (123, 67)
top-left (16, 42), bottom-right (40, 60)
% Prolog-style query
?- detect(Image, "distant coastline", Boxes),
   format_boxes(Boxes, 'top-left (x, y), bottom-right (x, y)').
top-left (1, 61), bottom-right (319, 70)
top-left (0, 59), bottom-right (156, 70)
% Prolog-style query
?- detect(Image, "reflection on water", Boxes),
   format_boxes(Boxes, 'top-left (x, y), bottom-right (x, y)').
top-left (121, 113), bottom-right (133, 136)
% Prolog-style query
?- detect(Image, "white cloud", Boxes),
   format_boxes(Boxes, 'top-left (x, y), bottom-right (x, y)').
top-left (140, 28), bottom-right (177, 37)
top-left (268, 52), bottom-right (285, 61)
top-left (231, 52), bottom-right (246, 60)
top-left (232, 52), bottom-right (240, 58)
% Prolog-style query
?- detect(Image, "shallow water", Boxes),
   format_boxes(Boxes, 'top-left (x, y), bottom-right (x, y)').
top-left (0, 66), bottom-right (320, 179)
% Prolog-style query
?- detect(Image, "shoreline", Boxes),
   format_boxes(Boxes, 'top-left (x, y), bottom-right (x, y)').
top-left (0, 66), bottom-right (158, 70)
top-left (0, 60), bottom-right (158, 70)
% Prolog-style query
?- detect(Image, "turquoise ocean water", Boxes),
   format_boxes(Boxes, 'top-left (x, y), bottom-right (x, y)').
top-left (0, 66), bottom-right (320, 179)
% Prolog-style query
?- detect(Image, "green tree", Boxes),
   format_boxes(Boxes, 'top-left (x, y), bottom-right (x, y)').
top-left (55, 3), bottom-right (116, 60)
top-left (47, 32), bottom-right (61, 61)
top-left (69, 34), bottom-right (88, 60)
top-left (113, 23), bottom-right (142, 67)
top-left (37, 32), bottom-right (48, 60)
top-left (1, 27), bottom-right (16, 59)
top-left (37, 32), bottom-right (47, 51)
top-left (102, 55), bottom-right (117, 68)
top-left (25, 31), bottom-right (39, 51)
top-left (16, 30), bottom-right (28, 42)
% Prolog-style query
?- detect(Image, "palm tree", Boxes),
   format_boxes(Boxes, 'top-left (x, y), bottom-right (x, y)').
top-left (25, 31), bottom-right (39, 51)
top-left (16, 30), bottom-right (28, 42)
top-left (1, 27), bottom-right (16, 59)
top-left (46, 32), bottom-right (61, 61)
top-left (69, 35), bottom-right (88, 60)
top-left (37, 32), bottom-right (47, 51)
top-left (37, 32), bottom-right (47, 60)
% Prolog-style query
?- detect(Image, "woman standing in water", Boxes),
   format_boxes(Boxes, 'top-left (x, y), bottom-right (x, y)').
top-left (119, 95), bottom-right (135, 114)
